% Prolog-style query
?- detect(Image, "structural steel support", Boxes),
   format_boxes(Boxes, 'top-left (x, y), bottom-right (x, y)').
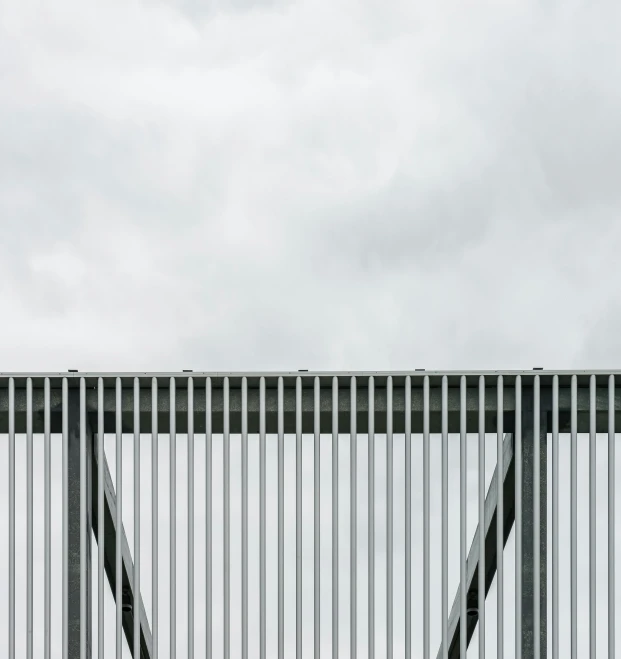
top-left (1, 381), bottom-right (617, 433)
top-left (435, 433), bottom-right (515, 659)
top-left (67, 389), bottom-right (92, 658)
top-left (521, 386), bottom-right (548, 658)
top-left (91, 432), bottom-right (153, 659)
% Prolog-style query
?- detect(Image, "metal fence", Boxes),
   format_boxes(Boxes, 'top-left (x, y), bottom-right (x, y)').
top-left (0, 371), bottom-right (618, 658)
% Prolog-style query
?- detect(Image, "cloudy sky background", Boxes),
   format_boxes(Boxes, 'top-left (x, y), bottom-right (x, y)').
top-left (1, 0), bottom-right (621, 656)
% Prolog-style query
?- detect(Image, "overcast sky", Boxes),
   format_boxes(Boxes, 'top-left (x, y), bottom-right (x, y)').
top-left (1, 0), bottom-right (621, 657)
top-left (1, 0), bottom-right (621, 372)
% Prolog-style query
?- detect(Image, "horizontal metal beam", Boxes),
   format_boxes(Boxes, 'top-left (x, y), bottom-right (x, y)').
top-left (91, 433), bottom-right (152, 659)
top-left (0, 385), bottom-right (618, 433)
top-left (0, 370), bottom-right (619, 388)
top-left (437, 433), bottom-right (515, 659)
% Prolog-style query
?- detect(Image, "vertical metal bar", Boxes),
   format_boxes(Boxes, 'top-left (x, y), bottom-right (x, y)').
top-left (369, 376), bottom-right (375, 659)
top-left (97, 379), bottom-right (104, 659)
top-left (441, 376), bottom-right (448, 659)
top-left (522, 378), bottom-right (547, 659)
top-left (27, 377), bottom-right (33, 659)
top-left (9, 378), bottom-right (15, 659)
top-left (423, 375), bottom-right (430, 659)
top-left (80, 378), bottom-right (87, 659)
top-left (45, 378), bottom-right (51, 659)
top-left (242, 377), bottom-right (248, 659)
top-left (387, 376), bottom-right (393, 659)
top-left (278, 376), bottom-right (284, 659)
top-left (296, 377), bottom-right (302, 659)
top-left (332, 376), bottom-right (339, 659)
top-left (571, 375), bottom-right (577, 659)
top-left (224, 377), bottom-right (230, 659)
top-left (206, 377), bottom-right (212, 659)
top-left (314, 376), bottom-right (320, 659)
top-left (405, 376), bottom-right (411, 659)
top-left (60, 378), bottom-right (69, 659)
top-left (533, 375), bottom-right (540, 659)
top-left (134, 378), bottom-right (141, 659)
top-left (116, 378), bottom-right (123, 659)
top-left (609, 375), bottom-right (615, 659)
top-left (260, 377), bottom-right (266, 659)
top-left (188, 377), bottom-right (194, 659)
top-left (515, 376), bottom-right (522, 659)
top-left (497, 375), bottom-right (504, 659)
top-left (589, 374), bottom-right (596, 658)
top-left (170, 377), bottom-right (176, 659)
top-left (351, 376), bottom-right (358, 659)
top-left (460, 376), bottom-right (467, 658)
top-left (478, 375), bottom-right (485, 659)
top-left (552, 376), bottom-right (559, 659)
top-left (152, 378), bottom-right (158, 659)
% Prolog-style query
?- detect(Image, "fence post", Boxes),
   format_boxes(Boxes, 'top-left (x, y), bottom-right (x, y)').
top-left (67, 386), bottom-right (92, 658)
top-left (521, 383), bottom-right (548, 658)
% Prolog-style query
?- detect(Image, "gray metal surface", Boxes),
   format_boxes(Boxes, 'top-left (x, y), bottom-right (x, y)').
top-left (442, 376), bottom-right (448, 659)
top-left (188, 377), bottom-right (194, 659)
top-left (368, 375), bottom-right (375, 659)
top-left (351, 376), bottom-right (358, 659)
top-left (169, 378), bottom-right (176, 659)
top-left (478, 376), bottom-right (485, 659)
top-left (404, 376), bottom-right (411, 659)
top-left (2, 369), bottom-right (618, 658)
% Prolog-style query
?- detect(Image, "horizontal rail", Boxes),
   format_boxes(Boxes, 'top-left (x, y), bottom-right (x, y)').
top-left (0, 382), bottom-right (618, 433)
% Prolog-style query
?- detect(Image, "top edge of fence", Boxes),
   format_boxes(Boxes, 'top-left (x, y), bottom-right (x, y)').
top-left (0, 370), bottom-right (617, 388)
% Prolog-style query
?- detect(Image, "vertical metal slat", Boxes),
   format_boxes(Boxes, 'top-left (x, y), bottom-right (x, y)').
top-left (116, 377), bottom-right (123, 659)
top-left (170, 377), bottom-right (176, 659)
top-left (134, 378), bottom-right (141, 659)
top-left (278, 376), bottom-right (284, 659)
top-left (387, 376), bottom-right (393, 659)
top-left (515, 376), bottom-right (522, 659)
top-left (351, 376), bottom-right (358, 659)
top-left (9, 378), bottom-right (15, 659)
top-left (590, 374), bottom-right (596, 658)
top-left (478, 375), bottom-right (485, 659)
top-left (188, 377), bottom-right (194, 659)
top-left (98, 379), bottom-right (104, 659)
top-left (405, 376), bottom-right (411, 659)
top-left (571, 375), bottom-right (577, 659)
top-left (224, 377), bottom-right (230, 659)
top-left (460, 376), bottom-right (467, 657)
top-left (609, 375), bottom-right (615, 659)
top-left (332, 376), bottom-right (339, 659)
top-left (206, 377), bottom-right (213, 659)
top-left (242, 377), bottom-right (248, 659)
top-left (423, 375), bottom-right (430, 659)
top-left (441, 376), bottom-right (448, 659)
top-left (497, 375), bottom-right (503, 659)
top-left (27, 378), bottom-right (33, 659)
top-left (45, 378), bottom-right (51, 659)
top-left (314, 376), bottom-right (320, 659)
top-left (80, 378), bottom-right (86, 659)
top-left (533, 375), bottom-right (541, 659)
top-left (296, 377), bottom-right (302, 659)
top-left (552, 375), bottom-right (559, 659)
top-left (260, 377), bottom-right (266, 659)
top-left (369, 375), bottom-right (375, 659)
top-left (152, 378), bottom-right (158, 659)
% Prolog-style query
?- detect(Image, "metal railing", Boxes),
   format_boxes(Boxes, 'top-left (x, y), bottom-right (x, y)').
top-left (0, 371), bottom-right (618, 658)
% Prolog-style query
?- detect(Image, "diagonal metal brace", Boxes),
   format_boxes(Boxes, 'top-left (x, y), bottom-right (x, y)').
top-left (436, 433), bottom-right (516, 659)
top-left (91, 433), bottom-right (153, 659)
